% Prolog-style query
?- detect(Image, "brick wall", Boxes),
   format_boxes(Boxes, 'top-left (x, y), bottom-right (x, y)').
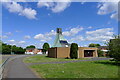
top-left (56, 47), bottom-right (70, 58)
top-left (48, 47), bottom-right (98, 58)
top-left (48, 47), bottom-right (57, 58)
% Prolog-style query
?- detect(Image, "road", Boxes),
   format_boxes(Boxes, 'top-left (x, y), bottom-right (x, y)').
top-left (2, 55), bottom-right (113, 79)
top-left (2, 55), bottom-right (38, 78)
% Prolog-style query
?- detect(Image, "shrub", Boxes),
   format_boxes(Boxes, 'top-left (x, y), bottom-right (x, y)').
top-left (97, 50), bottom-right (104, 57)
top-left (43, 43), bottom-right (50, 54)
top-left (70, 43), bottom-right (78, 59)
top-left (108, 38), bottom-right (120, 61)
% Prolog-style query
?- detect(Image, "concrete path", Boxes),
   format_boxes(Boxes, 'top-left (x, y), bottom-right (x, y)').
top-left (3, 55), bottom-right (38, 78)
top-left (27, 57), bottom-right (113, 65)
top-left (2, 55), bottom-right (112, 78)
top-left (2, 55), bottom-right (11, 62)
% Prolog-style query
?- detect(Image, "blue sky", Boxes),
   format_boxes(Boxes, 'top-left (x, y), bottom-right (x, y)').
top-left (2, 2), bottom-right (118, 48)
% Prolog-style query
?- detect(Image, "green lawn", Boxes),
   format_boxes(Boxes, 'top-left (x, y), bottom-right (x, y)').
top-left (24, 55), bottom-right (89, 63)
top-left (30, 60), bottom-right (119, 78)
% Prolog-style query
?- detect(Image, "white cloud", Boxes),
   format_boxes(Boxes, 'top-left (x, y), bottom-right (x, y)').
top-left (63, 27), bottom-right (84, 36)
top-left (5, 2), bottom-right (23, 13)
top-left (19, 8), bottom-right (37, 19)
top-left (51, 2), bottom-right (71, 13)
top-left (86, 28), bottom-right (114, 42)
top-left (7, 39), bottom-right (26, 47)
top-left (34, 34), bottom-right (44, 39)
top-left (4, 2), bottom-right (37, 19)
top-left (5, 32), bottom-right (12, 36)
top-left (88, 26), bottom-right (92, 29)
top-left (1, 35), bottom-right (8, 39)
top-left (34, 30), bottom-right (56, 42)
top-left (68, 28), bottom-right (114, 43)
top-left (37, 1), bottom-right (54, 8)
top-left (97, 2), bottom-right (118, 20)
top-left (8, 40), bottom-right (16, 45)
top-left (110, 13), bottom-right (118, 20)
top-left (34, 34), bottom-right (52, 42)
top-left (34, 43), bottom-right (43, 48)
top-left (37, 0), bottom-right (71, 13)
top-left (83, 45), bottom-right (88, 47)
top-left (0, 0), bottom-right (26, 2)
top-left (70, 35), bottom-right (84, 42)
top-left (18, 41), bottom-right (26, 44)
top-left (34, 27), bottom-right (83, 42)
top-left (24, 35), bottom-right (31, 39)
top-left (15, 30), bottom-right (21, 32)
top-left (86, 28), bottom-right (113, 36)
top-left (45, 30), bottom-right (56, 37)
top-left (86, 36), bottom-right (113, 42)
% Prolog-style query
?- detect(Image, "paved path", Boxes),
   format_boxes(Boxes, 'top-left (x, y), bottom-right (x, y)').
top-left (2, 55), bottom-right (113, 78)
top-left (27, 57), bottom-right (113, 65)
top-left (3, 55), bottom-right (38, 78)
top-left (2, 55), bottom-right (12, 61)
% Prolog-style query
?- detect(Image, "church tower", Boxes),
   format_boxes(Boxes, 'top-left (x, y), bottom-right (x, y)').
top-left (52, 28), bottom-right (69, 47)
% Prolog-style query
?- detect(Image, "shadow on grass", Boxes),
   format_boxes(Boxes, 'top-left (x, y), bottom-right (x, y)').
top-left (94, 60), bottom-right (120, 78)
top-left (94, 60), bottom-right (120, 66)
top-left (45, 56), bottom-right (49, 57)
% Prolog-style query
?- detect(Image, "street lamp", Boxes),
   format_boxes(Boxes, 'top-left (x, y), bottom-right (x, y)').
top-left (11, 44), bottom-right (13, 55)
top-left (10, 44), bottom-right (14, 55)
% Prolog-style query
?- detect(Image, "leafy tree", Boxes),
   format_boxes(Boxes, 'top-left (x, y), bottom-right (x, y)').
top-left (107, 35), bottom-right (120, 61)
top-left (2, 45), bottom-right (11, 54)
top-left (0, 41), bottom-right (2, 54)
top-left (2, 42), bottom-right (25, 54)
top-left (43, 43), bottom-right (50, 54)
top-left (97, 50), bottom-right (104, 57)
top-left (15, 47), bottom-right (25, 54)
top-left (26, 45), bottom-right (35, 49)
top-left (70, 43), bottom-right (78, 59)
top-left (89, 43), bottom-right (101, 47)
top-left (96, 44), bottom-right (101, 47)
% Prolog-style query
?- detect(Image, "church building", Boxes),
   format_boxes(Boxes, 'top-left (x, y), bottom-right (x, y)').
top-left (48, 28), bottom-right (98, 58)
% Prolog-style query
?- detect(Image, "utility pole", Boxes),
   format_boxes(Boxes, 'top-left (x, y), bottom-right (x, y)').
top-left (11, 45), bottom-right (12, 55)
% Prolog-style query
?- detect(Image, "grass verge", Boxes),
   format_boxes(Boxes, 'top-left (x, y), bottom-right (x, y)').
top-left (23, 55), bottom-right (89, 63)
top-left (30, 60), bottom-right (119, 78)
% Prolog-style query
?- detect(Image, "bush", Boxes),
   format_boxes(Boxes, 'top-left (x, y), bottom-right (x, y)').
top-left (97, 50), bottom-right (104, 57)
top-left (70, 43), bottom-right (78, 59)
top-left (109, 39), bottom-right (120, 61)
top-left (107, 36), bottom-right (120, 62)
top-left (2, 43), bottom-right (25, 54)
top-left (43, 43), bottom-right (50, 54)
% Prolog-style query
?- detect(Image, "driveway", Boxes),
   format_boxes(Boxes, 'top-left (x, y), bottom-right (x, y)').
top-left (2, 55), bottom-right (112, 78)
top-left (3, 55), bottom-right (39, 78)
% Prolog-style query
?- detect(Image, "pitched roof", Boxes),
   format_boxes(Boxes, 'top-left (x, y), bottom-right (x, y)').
top-left (98, 46), bottom-right (109, 49)
top-left (26, 48), bottom-right (35, 50)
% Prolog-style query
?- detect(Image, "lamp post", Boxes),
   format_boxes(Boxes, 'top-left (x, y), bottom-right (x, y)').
top-left (11, 45), bottom-right (13, 55)
top-left (11, 44), bottom-right (14, 55)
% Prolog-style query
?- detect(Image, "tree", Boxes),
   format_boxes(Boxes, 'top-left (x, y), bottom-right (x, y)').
top-left (96, 44), bottom-right (101, 47)
top-left (89, 43), bottom-right (101, 47)
top-left (70, 43), bottom-right (78, 59)
top-left (2, 45), bottom-right (11, 54)
top-left (2, 42), bottom-right (25, 54)
top-left (15, 47), bottom-right (25, 54)
top-left (97, 50), bottom-right (104, 57)
top-left (43, 43), bottom-right (50, 54)
top-left (26, 45), bottom-right (35, 49)
top-left (0, 41), bottom-right (2, 54)
top-left (108, 36), bottom-right (120, 61)
top-left (12, 46), bottom-right (25, 54)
